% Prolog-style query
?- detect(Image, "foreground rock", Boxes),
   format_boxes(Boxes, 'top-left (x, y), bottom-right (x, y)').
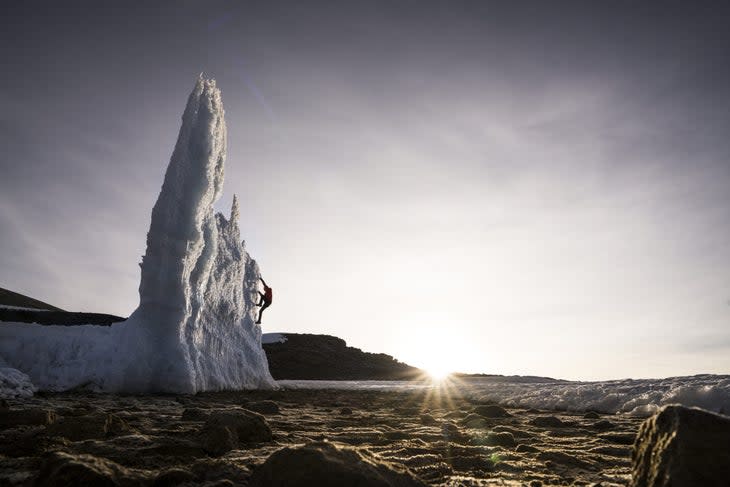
top-left (35, 451), bottom-right (145, 487)
top-left (631, 405), bottom-right (730, 487)
top-left (200, 410), bottom-right (272, 456)
top-left (472, 405), bottom-right (511, 418)
top-left (0, 408), bottom-right (56, 427)
top-left (249, 441), bottom-right (427, 487)
top-left (45, 413), bottom-right (134, 441)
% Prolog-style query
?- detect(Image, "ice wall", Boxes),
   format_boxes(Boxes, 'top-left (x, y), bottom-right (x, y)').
top-left (0, 76), bottom-right (275, 394)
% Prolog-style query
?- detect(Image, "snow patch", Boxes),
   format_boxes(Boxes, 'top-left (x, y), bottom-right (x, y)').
top-left (262, 333), bottom-right (288, 344)
top-left (460, 374), bottom-right (730, 416)
top-left (0, 356), bottom-right (36, 398)
top-left (278, 374), bottom-right (730, 417)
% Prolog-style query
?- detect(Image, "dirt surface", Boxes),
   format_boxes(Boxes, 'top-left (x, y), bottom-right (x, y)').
top-left (0, 387), bottom-right (644, 486)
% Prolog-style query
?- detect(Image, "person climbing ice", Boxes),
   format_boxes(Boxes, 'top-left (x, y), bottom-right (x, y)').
top-left (256, 277), bottom-right (273, 324)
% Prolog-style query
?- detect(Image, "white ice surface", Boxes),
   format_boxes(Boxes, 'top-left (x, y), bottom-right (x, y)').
top-left (279, 374), bottom-right (730, 417)
top-left (0, 356), bottom-right (36, 398)
top-left (261, 333), bottom-right (288, 344)
top-left (0, 76), bottom-right (274, 394)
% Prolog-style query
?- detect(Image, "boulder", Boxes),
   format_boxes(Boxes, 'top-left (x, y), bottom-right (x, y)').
top-left (200, 410), bottom-right (272, 456)
top-left (202, 424), bottom-right (238, 457)
top-left (591, 419), bottom-right (615, 431)
top-left (473, 405), bottom-right (511, 418)
top-left (630, 405), bottom-right (730, 487)
top-left (181, 408), bottom-right (210, 422)
top-left (460, 414), bottom-right (488, 429)
top-left (45, 414), bottom-right (134, 441)
top-left (529, 416), bottom-right (566, 428)
top-left (249, 441), bottom-right (427, 487)
top-left (34, 451), bottom-right (144, 487)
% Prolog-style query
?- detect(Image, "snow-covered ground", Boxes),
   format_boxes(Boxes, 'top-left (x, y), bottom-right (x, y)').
top-left (261, 333), bottom-right (288, 344)
top-left (279, 374), bottom-right (730, 417)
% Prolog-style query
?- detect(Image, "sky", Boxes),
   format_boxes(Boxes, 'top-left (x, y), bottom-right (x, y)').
top-left (1, 1), bottom-right (729, 380)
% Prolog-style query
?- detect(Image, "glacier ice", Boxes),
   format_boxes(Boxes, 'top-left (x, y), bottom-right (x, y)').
top-left (0, 76), bottom-right (275, 395)
top-left (0, 356), bottom-right (36, 398)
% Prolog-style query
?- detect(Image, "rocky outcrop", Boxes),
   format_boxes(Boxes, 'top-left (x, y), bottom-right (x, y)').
top-left (631, 404), bottom-right (730, 487)
top-left (0, 287), bottom-right (63, 311)
top-left (0, 309), bottom-right (124, 326)
top-left (249, 441), bottom-right (427, 487)
top-left (262, 333), bottom-right (421, 380)
top-left (35, 451), bottom-right (145, 487)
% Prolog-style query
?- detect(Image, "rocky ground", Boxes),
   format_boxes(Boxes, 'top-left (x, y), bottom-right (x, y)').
top-left (0, 387), bottom-right (645, 486)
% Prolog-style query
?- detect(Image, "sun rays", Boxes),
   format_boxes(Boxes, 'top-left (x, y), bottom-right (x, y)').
top-left (407, 371), bottom-right (469, 414)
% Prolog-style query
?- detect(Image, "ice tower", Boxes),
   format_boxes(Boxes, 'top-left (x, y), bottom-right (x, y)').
top-left (0, 77), bottom-right (275, 393)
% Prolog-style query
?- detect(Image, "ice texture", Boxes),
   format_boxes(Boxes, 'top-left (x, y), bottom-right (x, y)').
top-left (0, 356), bottom-right (36, 398)
top-left (0, 76), bottom-right (275, 395)
top-left (461, 374), bottom-right (730, 416)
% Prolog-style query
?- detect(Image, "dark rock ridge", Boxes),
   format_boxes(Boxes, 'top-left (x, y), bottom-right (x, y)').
top-left (0, 287), bottom-right (124, 325)
top-left (631, 404), bottom-right (730, 487)
top-left (249, 441), bottom-right (427, 487)
top-left (0, 309), bottom-right (125, 326)
top-left (262, 333), bottom-right (422, 380)
top-left (0, 287), bottom-right (63, 311)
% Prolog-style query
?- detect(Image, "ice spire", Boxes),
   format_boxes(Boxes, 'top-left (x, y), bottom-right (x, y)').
top-left (118, 76), bottom-right (275, 392)
top-left (231, 194), bottom-right (240, 226)
top-left (0, 76), bottom-right (275, 394)
top-left (138, 76), bottom-right (226, 310)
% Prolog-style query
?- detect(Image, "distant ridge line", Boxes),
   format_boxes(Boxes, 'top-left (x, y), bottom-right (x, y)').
top-left (0, 287), bottom-right (64, 311)
top-left (0, 287), bottom-right (126, 326)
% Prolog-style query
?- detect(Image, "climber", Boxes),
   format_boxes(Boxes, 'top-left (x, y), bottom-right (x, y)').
top-left (256, 277), bottom-right (273, 324)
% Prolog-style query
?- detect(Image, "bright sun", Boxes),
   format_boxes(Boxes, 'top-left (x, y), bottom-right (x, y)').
top-left (424, 363), bottom-right (453, 381)
top-left (393, 328), bottom-right (463, 381)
